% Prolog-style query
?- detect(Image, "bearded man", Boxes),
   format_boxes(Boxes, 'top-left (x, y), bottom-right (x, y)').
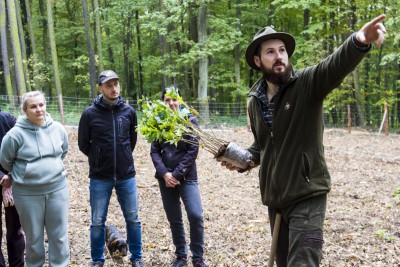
top-left (221, 14), bottom-right (386, 266)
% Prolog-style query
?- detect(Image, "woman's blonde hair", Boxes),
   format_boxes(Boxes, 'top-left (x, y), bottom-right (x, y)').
top-left (20, 91), bottom-right (46, 114)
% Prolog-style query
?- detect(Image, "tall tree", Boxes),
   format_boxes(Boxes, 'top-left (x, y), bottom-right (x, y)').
top-left (6, 0), bottom-right (26, 95)
top-left (197, 2), bottom-right (209, 120)
top-left (135, 9), bottom-right (143, 99)
top-left (46, 0), bottom-right (64, 123)
top-left (14, 0), bottom-right (30, 91)
top-left (82, 0), bottom-right (96, 97)
top-left (38, 0), bottom-right (51, 95)
top-left (93, 0), bottom-right (103, 70)
top-left (0, 0), bottom-right (13, 100)
top-left (24, 0), bottom-right (40, 90)
top-left (348, 0), bottom-right (365, 126)
top-left (188, 3), bottom-right (198, 98)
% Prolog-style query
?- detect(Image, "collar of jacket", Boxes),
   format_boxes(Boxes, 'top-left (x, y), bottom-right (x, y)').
top-left (94, 95), bottom-right (125, 110)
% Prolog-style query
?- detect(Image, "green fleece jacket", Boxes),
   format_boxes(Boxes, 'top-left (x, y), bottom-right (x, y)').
top-left (247, 34), bottom-right (370, 209)
top-left (0, 113), bottom-right (68, 195)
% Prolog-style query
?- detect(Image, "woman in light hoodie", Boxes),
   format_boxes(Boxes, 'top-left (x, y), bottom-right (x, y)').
top-left (0, 91), bottom-right (69, 267)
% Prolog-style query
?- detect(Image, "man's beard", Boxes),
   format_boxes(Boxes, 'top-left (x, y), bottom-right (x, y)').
top-left (260, 60), bottom-right (293, 85)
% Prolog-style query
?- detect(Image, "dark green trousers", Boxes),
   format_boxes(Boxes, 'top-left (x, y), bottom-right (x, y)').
top-left (268, 194), bottom-right (327, 267)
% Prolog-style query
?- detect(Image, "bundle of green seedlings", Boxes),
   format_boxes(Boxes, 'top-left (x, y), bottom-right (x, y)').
top-left (137, 88), bottom-right (254, 170)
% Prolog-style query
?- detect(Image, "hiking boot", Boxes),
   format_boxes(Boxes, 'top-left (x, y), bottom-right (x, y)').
top-left (132, 259), bottom-right (144, 267)
top-left (192, 259), bottom-right (207, 267)
top-left (172, 257), bottom-right (188, 267)
top-left (90, 261), bottom-right (104, 267)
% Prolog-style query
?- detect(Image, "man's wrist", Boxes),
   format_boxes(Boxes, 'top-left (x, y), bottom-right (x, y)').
top-left (352, 33), bottom-right (371, 51)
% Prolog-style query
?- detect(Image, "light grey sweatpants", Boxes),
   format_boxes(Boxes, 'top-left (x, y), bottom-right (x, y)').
top-left (13, 186), bottom-right (70, 267)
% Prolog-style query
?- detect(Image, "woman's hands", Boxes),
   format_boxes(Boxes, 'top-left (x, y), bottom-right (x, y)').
top-left (163, 172), bottom-right (181, 188)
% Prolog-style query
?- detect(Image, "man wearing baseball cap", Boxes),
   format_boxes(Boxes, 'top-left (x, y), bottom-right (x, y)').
top-left (78, 70), bottom-right (144, 267)
top-left (221, 15), bottom-right (386, 266)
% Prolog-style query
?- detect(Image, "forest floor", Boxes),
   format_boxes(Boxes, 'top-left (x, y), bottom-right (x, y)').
top-left (4, 127), bottom-right (400, 266)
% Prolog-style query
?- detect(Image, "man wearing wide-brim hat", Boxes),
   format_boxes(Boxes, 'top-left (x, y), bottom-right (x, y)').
top-left (220, 15), bottom-right (386, 266)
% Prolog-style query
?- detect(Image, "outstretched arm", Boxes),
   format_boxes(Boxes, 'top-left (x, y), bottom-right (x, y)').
top-left (355, 14), bottom-right (386, 47)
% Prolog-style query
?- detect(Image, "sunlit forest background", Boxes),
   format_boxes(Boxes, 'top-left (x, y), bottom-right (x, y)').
top-left (0, 0), bottom-right (399, 130)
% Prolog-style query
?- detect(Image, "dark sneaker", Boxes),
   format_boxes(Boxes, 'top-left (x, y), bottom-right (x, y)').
top-left (172, 257), bottom-right (188, 267)
top-left (192, 259), bottom-right (207, 267)
top-left (132, 259), bottom-right (144, 267)
top-left (90, 261), bottom-right (104, 267)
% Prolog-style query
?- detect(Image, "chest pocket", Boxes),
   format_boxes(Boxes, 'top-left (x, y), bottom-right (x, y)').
top-left (117, 116), bottom-right (131, 137)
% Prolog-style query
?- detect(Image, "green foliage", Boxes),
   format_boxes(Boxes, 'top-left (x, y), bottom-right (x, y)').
top-left (137, 98), bottom-right (191, 145)
top-left (3, 0), bottom-right (400, 129)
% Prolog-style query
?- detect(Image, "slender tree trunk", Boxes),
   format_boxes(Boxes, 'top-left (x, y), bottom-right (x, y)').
top-left (135, 9), bottom-right (143, 100)
top-left (123, 12), bottom-right (133, 97)
top-left (189, 4), bottom-right (198, 98)
top-left (6, 0), bottom-right (26, 95)
top-left (93, 0), bottom-right (103, 70)
top-left (352, 68), bottom-right (365, 126)
top-left (197, 3), bottom-right (209, 121)
top-left (14, 0), bottom-right (30, 91)
top-left (82, 0), bottom-right (97, 98)
top-left (24, 0), bottom-right (39, 90)
top-left (0, 0), bottom-right (14, 103)
top-left (38, 0), bottom-right (51, 95)
top-left (46, 0), bottom-right (64, 123)
top-left (347, 3), bottom-right (364, 127)
top-left (102, 0), bottom-right (114, 69)
top-left (234, 0), bottom-right (241, 117)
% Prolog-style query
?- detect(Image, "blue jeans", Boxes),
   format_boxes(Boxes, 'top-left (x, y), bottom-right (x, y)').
top-left (90, 177), bottom-right (142, 262)
top-left (158, 179), bottom-right (204, 261)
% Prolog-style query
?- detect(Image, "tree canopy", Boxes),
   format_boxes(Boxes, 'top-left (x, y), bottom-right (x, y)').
top-left (0, 0), bottom-right (399, 128)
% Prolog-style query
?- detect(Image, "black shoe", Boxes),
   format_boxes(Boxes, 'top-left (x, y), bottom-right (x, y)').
top-left (192, 259), bottom-right (207, 267)
top-left (172, 257), bottom-right (188, 267)
top-left (90, 261), bottom-right (104, 267)
top-left (132, 259), bottom-right (144, 267)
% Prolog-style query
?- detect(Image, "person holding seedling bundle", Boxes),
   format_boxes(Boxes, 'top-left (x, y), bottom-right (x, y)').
top-left (219, 14), bottom-right (386, 267)
top-left (149, 86), bottom-right (208, 267)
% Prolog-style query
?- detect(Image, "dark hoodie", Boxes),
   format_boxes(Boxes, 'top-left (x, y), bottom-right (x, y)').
top-left (78, 95), bottom-right (137, 180)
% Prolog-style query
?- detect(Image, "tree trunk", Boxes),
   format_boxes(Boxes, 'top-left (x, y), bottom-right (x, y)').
top-left (46, 0), bottom-right (64, 124)
top-left (102, 0), bottom-right (114, 69)
top-left (93, 0), bottom-right (103, 70)
top-left (352, 68), bottom-right (365, 126)
top-left (82, 0), bottom-right (97, 98)
top-left (234, 0), bottom-right (241, 117)
top-left (6, 0), bottom-right (26, 96)
top-left (123, 13), bottom-right (133, 97)
top-left (135, 9), bottom-right (143, 100)
top-left (189, 4), bottom-right (198, 98)
top-left (14, 0), bottom-right (30, 91)
top-left (0, 0), bottom-right (14, 104)
top-left (24, 0), bottom-right (39, 90)
top-left (197, 3), bottom-right (209, 121)
top-left (38, 0), bottom-right (51, 95)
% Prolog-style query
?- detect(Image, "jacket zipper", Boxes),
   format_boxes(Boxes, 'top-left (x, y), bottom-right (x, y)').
top-left (112, 109), bottom-right (117, 180)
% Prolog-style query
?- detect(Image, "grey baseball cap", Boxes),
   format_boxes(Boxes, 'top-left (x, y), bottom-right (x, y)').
top-left (98, 70), bottom-right (119, 85)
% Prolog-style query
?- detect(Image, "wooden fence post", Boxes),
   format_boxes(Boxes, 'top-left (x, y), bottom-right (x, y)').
top-left (384, 103), bottom-right (389, 136)
top-left (379, 103), bottom-right (389, 136)
top-left (347, 104), bottom-right (351, 133)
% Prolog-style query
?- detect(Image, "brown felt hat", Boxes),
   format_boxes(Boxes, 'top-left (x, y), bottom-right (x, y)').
top-left (245, 26), bottom-right (296, 70)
